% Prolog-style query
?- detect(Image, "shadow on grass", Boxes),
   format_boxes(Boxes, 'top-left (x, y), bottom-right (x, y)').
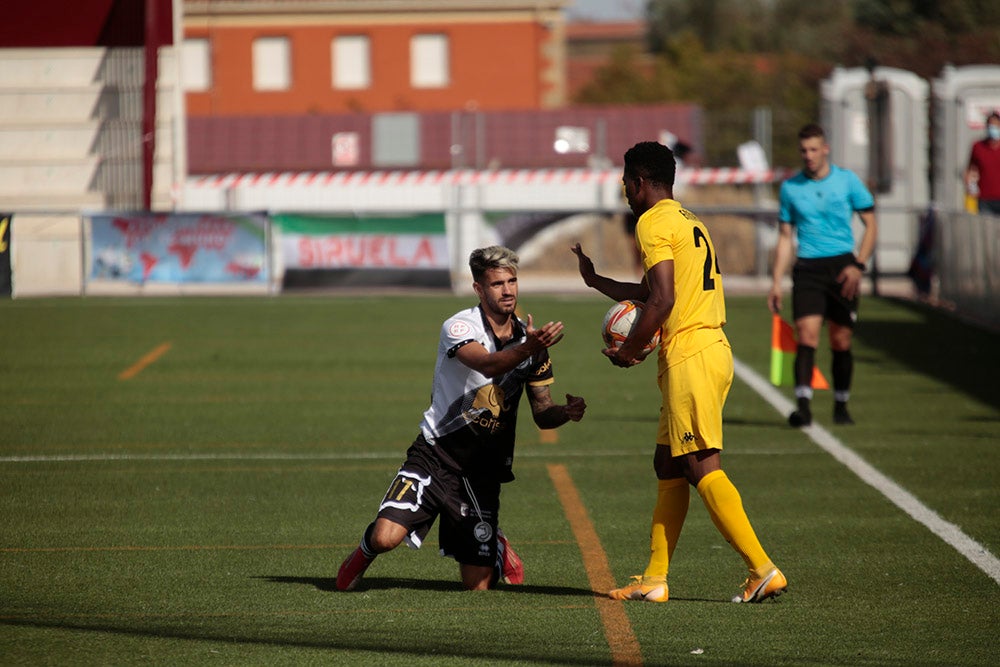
top-left (257, 574), bottom-right (599, 598)
top-left (0, 617), bottom-right (614, 666)
top-left (257, 576), bottom-right (742, 605)
top-left (1, 578), bottom-right (611, 665)
top-left (857, 298), bottom-right (1000, 412)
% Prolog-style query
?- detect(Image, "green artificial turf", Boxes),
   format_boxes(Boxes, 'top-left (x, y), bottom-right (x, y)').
top-left (1, 293), bottom-right (997, 665)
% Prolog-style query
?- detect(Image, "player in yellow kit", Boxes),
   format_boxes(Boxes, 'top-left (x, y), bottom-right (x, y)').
top-left (572, 141), bottom-right (786, 603)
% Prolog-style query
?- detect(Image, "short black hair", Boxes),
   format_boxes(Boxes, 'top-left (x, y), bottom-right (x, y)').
top-left (623, 141), bottom-right (676, 187)
top-left (798, 123), bottom-right (826, 141)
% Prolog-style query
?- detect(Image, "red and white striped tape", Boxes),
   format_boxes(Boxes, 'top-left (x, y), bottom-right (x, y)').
top-left (189, 168), bottom-right (794, 189)
top-left (188, 168), bottom-right (794, 190)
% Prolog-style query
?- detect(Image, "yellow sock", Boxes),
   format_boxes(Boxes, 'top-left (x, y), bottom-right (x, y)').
top-left (643, 478), bottom-right (689, 580)
top-left (696, 469), bottom-right (770, 572)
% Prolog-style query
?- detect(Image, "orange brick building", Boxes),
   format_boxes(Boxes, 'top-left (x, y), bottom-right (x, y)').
top-left (183, 0), bottom-right (570, 116)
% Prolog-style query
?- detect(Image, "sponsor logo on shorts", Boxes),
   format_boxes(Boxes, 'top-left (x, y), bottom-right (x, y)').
top-left (682, 432), bottom-right (696, 444)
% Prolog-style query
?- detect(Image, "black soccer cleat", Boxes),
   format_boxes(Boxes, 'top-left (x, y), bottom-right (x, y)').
top-left (788, 409), bottom-right (812, 427)
top-left (833, 404), bottom-right (855, 425)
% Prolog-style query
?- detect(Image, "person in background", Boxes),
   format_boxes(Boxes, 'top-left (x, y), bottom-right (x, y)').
top-left (573, 141), bottom-right (786, 604)
top-left (965, 111), bottom-right (1000, 215)
top-left (336, 246), bottom-right (586, 592)
top-left (768, 123), bottom-right (878, 427)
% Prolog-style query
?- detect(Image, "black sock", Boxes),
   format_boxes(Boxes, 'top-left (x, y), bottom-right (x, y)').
top-left (795, 344), bottom-right (816, 389)
top-left (832, 349), bottom-right (853, 394)
top-left (359, 522), bottom-right (378, 559)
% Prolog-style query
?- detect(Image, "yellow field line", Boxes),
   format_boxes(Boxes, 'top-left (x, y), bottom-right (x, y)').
top-left (547, 463), bottom-right (643, 667)
top-left (538, 428), bottom-right (559, 444)
top-left (118, 342), bottom-right (172, 380)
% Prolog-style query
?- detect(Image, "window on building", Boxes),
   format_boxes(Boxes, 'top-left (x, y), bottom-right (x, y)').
top-left (181, 38), bottom-right (211, 92)
top-left (410, 34), bottom-right (449, 89)
top-left (332, 35), bottom-right (371, 90)
top-left (253, 36), bottom-right (291, 91)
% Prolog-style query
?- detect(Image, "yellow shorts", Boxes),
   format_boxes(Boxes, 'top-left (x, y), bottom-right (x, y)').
top-left (656, 339), bottom-right (734, 457)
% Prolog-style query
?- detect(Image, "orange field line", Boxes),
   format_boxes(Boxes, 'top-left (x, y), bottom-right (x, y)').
top-left (118, 342), bottom-right (173, 381)
top-left (547, 463), bottom-right (643, 667)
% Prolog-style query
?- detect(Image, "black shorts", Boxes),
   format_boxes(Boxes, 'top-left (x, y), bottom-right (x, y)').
top-left (792, 253), bottom-right (859, 328)
top-left (376, 435), bottom-right (501, 568)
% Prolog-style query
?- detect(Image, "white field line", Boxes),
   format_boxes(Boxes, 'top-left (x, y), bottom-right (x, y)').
top-left (733, 357), bottom-right (1000, 587)
top-left (0, 448), bottom-right (809, 464)
top-left (5, 359), bottom-right (995, 586)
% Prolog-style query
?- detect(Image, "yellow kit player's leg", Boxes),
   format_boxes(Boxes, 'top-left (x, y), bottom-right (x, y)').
top-left (643, 477), bottom-right (689, 579)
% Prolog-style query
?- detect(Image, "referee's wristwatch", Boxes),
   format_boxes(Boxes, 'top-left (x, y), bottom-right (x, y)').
top-left (852, 259), bottom-right (867, 272)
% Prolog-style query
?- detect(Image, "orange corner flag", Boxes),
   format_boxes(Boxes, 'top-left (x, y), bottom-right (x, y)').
top-left (770, 314), bottom-right (829, 389)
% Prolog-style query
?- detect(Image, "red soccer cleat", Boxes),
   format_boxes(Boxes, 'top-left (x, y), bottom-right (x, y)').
top-left (336, 546), bottom-right (374, 591)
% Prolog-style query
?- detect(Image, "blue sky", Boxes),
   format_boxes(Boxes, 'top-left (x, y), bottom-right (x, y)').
top-left (567, 0), bottom-right (646, 21)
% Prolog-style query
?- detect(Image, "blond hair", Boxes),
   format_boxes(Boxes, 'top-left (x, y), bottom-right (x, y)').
top-left (469, 246), bottom-right (519, 283)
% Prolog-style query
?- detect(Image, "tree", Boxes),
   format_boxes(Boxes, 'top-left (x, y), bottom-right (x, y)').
top-left (574, 45), bottom-right (679, 106)
top-left (578, 1), bottom-right (1000, 165)
top-left (846, 0), bottom-right (1000, 77)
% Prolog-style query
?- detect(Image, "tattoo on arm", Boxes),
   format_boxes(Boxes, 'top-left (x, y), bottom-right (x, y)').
top-left (528, 384), bottom-right (567, 429)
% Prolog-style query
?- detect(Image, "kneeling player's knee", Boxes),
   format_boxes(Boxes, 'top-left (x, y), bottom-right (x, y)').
top-left (370, 520), bottom-right (406, 552)
top-left (460, 565), bottom-right (494, 591)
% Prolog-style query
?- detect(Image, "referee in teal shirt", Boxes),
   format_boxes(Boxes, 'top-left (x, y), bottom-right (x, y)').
top-left (767, 124), bottom-right (878, 427)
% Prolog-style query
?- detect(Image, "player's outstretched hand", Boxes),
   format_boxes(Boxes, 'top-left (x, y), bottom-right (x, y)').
top-left (525, 314), bottom-right (565, 349)
top-left (563, 394), bottom-right (586, 422)
top-left (571, 243), bottom-right (597, 287)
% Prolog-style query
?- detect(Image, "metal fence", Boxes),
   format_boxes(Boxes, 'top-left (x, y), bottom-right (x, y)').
top-left (935, 210), bottom-right (1000, 330)
top-left (187, 104), bottom-right (705, 174)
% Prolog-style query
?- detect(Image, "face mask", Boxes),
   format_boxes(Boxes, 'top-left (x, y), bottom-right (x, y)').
top-left (988, 125), bottom-right (1000, 141)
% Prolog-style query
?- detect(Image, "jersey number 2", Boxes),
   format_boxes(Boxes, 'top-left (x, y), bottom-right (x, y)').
top-left (693, 227), bottom-right (720, 291)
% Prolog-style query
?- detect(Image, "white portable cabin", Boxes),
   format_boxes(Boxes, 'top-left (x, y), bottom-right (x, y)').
top-left (821, 66), bottom-right (929, 274)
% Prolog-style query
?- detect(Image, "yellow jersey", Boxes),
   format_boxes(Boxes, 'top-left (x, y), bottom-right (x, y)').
top-left (635, 198), bottom-right (727, 366)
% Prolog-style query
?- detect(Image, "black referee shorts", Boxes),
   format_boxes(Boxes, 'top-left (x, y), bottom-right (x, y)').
top-left (791, 253), bottom-right (859, 328)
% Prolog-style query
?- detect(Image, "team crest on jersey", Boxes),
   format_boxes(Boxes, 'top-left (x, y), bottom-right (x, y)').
top-left (471, 384), bottom-right (504, 417)
top-left (449, 320), bottom-right (472, 337)
top-left (474, 521), bottom-right (493, 542)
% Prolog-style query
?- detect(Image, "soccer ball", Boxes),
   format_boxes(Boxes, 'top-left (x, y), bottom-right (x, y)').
top-left (602, 300), bottom-right (661, 360)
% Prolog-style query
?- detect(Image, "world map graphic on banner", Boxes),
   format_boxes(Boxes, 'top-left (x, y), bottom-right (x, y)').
top-left (90, 213), bottom-right (269, 284)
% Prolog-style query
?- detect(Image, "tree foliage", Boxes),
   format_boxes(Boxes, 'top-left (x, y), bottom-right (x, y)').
top-left (573, 0), bottom-right (1000, 166)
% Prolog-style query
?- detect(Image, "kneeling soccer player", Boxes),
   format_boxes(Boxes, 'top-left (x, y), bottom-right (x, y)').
top-left (336, 245), bottom-right (586, 591)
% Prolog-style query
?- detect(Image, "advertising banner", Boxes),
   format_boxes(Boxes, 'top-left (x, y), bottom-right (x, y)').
top-left (275, 213), bottom-right (448, 270)
top-left (90, 213), bottom-right (268, 284)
